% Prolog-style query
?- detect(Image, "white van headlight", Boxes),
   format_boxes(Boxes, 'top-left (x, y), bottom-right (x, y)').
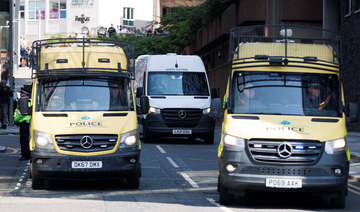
top-left (120, 130), bottom-right (139, 148)
top-left (325, 137), bottom-right (346, 154)
top-left (202, 107), bottom-right (211, 115)
top-left (149, 107), bottom-right (161, 114)
top-left (33, 130), bottom-right (55, 152)
top-left (223, 133), bottom-right (245, 151)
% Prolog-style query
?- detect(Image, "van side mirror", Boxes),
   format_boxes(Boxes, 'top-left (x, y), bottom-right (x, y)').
top-left (211, 88), bottom-right (218, 99)
top-left (346, 102), bottom-right (358, 123)
top-left (209, 98), bottom-right (223, 118)
top-left (139, 96), bottom-right (149, 114)
top-left (19, 97), bottom-right (32, 116)
top-left (136, 87), bottom-right (144, 98)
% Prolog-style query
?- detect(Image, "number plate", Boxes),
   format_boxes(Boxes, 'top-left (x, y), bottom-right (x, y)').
top-left (71, 161), bottom-right (103, 169)
top-left (266, 178), bottom-right (302, 188)
top-left (172, 129), bottom-right (192, 135)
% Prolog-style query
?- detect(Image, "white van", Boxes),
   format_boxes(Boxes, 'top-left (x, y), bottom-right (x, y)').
top-left (134, 54), bottom-right (217, 144)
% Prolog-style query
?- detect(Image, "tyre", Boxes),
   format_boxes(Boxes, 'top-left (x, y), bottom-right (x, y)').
top-left (31, 167), bottom-right (45, 190)
top-left (142, 129), bottom-right (153, 143)
top-left (127, 171), bottom-right (140, 189)
top-left (218, 177), bottom-right (234, 205)
top-left (330, 190), bottom-right (346, 209)
top-left (204, 133), bottom-right (214, 144)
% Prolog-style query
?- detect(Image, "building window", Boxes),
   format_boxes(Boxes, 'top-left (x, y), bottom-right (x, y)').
top-left (344, 0), bottom-right (352, 17)
top-left (123, 7), bottom-right (134, 26)
top-left (354, 0), bottom-right (360, 13)
top-left (49, 0), bottom-right (66, 19)
top-left (28, 1), bottom-right (46, 19)
top-left (20, 1), bottom-right (25, 19)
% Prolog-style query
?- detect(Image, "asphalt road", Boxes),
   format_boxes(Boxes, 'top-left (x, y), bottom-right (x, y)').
top-left (1, 130), bottom-right (360, 212)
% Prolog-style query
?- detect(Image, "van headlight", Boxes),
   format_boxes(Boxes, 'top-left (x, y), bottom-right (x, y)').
top-left (223, 133), bottom-right (245, 151)
top-left (325, 137), bottom-right (346, 154)
top-left (119, 130), bottom-right (139, 149)
top-left (33, 130), bottom-right (55, 152)
top-left (202, 107), bottom-right (211, 115)
top-left (149, 107), bottom-right (161, 114)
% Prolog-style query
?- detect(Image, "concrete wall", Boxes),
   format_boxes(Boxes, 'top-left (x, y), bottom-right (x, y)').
top-left (340, 0), bottom-right (360, 131)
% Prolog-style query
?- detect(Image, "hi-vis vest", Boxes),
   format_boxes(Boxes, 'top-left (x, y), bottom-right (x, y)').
top-left (14, 99), bottom-right (31, 123)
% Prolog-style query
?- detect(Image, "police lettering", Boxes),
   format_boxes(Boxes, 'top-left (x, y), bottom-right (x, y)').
top-left (69, 121), bottom-right (102, 127)
top-left (267, 126), bottom-right (304, 132)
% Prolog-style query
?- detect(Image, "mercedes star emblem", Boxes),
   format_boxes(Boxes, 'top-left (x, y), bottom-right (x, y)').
top-left (80, 136), bottom-right (94, 149)
top-left (178, 110), bottom-right (186, 119)
top-left (277, 142), bottom-right (292, 158)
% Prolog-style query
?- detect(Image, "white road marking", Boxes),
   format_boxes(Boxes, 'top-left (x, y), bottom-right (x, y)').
top-left (206, 198), bottom-right (233, 212)
top-left (180, 172), bottom-right (199, 188)
top-left (166, 157), bottom-right (179, 168)
top-left (349, 187), bottom-right (360, 195)
top-left (155, 145), bottom-right (166, 154)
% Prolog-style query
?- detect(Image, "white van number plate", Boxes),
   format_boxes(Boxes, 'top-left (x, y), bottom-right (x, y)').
top-left (266, 178), bottom-right (302, 188)
top-left (72, 161), bottom-right (103, 169)
top-left (172, 129), bottom-right (192, 135)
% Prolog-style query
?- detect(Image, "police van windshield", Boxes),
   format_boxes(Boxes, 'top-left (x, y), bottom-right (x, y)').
top-left (148, 72), bottom-right (209, 96)
top-left (37, 78), bottom-right (133, 111)
top-left (231, 71), bottom-right (340, 117)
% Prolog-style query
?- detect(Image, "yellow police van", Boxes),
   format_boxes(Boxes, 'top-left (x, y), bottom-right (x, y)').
top-left (19, 38), bottom-right (144, 189)
top-left (217, 25), bottom-right (358, 208)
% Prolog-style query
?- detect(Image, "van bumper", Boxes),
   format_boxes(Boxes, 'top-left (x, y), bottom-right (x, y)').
top-left (31, 149), bottom-right (140, 180)
top-left (219, 149), bottom-right (349, 195)
top-left (143, 113), bottom-right (215, 138)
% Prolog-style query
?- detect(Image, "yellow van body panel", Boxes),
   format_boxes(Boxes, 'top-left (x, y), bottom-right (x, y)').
top-left (31, 44), bottom-right (137, 156)
top-left (218, 42), bottom-right (350, 160)
top-left (39, 46), bottom-right (127, 71)
top-left (234, 42), bottom-right (335, 62)
top-left (29, 111), bottom-right (137, 156)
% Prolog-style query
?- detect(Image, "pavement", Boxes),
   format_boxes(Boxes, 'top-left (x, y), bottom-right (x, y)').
top-left (0, 125), bottom-right (360, 181)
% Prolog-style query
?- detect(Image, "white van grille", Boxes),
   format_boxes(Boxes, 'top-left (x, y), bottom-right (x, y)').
top-left (161, 108), bottom-right (202, 122)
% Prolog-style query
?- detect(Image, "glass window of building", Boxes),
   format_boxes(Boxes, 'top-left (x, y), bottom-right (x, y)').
top-left (344, 0), bottom-right (351, 17)
top-left (28, 1), bottom-right (46, 20)
top-left (49, 0), bottom-right (66, 19)
top-left (123, 7), bottom-right (134, 26)
top-left (354, 0), bottom-right (360, 13)
top-left (20, 1), bottom-right (25, 19)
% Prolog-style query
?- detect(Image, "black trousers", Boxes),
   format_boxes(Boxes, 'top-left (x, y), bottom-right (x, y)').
top-left (19, 122), bottom-right (30, 158)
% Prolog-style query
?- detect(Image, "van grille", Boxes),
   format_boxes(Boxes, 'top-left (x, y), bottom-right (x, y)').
top-left (161, 108), bottom-right (202, 122)
top-left (55, 134), bottom-right (118, 152)
top-left (247, 139), bottom-right (323, 164)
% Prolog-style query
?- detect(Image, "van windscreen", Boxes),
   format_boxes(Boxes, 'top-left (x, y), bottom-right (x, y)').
top-left (148, 72), bottom-right (209, 96)
top-left (231, 71), bottom-right (340, 117)
top-left (37, 78), bottom-right (133, 111)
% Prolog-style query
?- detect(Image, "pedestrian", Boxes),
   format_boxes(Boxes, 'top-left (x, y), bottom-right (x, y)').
top-left (108, 24), bottom-right (116, 37)
top-left (14, 87), bottom-right (31, 160)
top-left (0, 79), bottom-right (13, 129)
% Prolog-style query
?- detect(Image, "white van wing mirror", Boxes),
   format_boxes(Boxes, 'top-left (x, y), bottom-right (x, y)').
top-left (211, 88), bottom-right (218, 99)
top-left (139, 96), bottom-right (149, 114)
top-left (209, 98), bottom-right (223, 118)
top-left (136, 87), bottom-right (144, 98)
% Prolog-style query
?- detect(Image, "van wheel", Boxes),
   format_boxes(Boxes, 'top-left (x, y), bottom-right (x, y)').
top-left (127, 171), bottom-right (140, 189)
top-left (204, 134), bottom-right (214, 144)
top-left (31, 170), bottom-right (45, 190)
top-left (330, 190), bottom-right (346, 209)
top-left (218, 177), bottom-right (234, 205)
top-left (142, 130), bottom-right (152, 143)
